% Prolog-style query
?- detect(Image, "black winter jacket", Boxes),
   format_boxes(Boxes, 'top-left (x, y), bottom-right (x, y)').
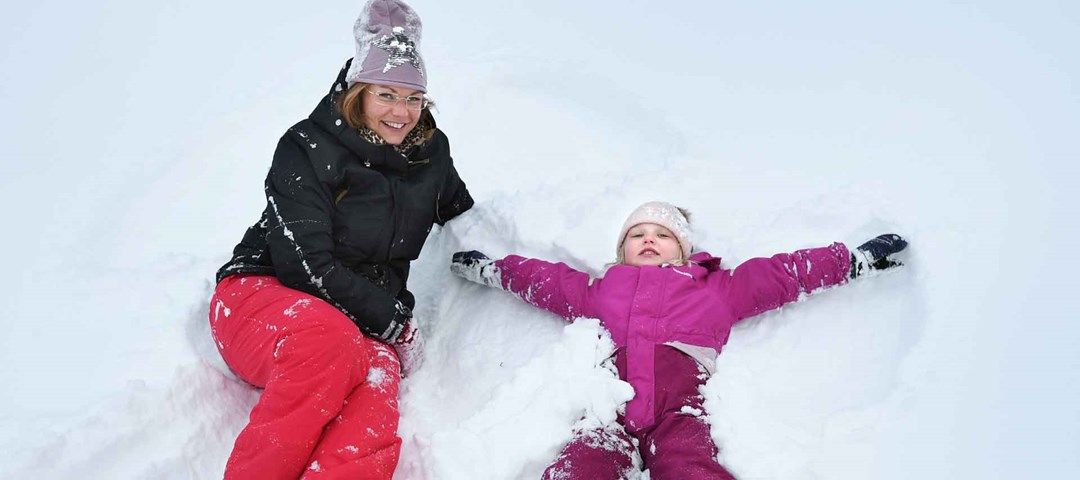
top-left (216, 61), bottom-right (473, 341)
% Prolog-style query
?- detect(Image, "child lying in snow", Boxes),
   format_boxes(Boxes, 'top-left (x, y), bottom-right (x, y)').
top-left (450, 201), bottom-right (907, 479)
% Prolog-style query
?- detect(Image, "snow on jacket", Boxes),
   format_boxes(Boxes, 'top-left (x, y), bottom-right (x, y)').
top-left (217, 60), bottom-right (473, 341)
top-left (495, 244), bottom-right (851, 430)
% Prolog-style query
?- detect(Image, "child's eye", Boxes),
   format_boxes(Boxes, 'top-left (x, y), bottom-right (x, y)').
top-left (658, 233), bottom-right (669, 238)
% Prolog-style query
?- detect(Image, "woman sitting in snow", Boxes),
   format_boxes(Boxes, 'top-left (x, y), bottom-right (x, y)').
top-left (208, 1), bottom-right (472, 478)
top-left (450, 201), bottom-right (906, 479)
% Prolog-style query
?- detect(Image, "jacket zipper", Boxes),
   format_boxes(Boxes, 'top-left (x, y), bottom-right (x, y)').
top-left (386, 179), bottom-right (397, 262)
top-left (434, 192), bottom-right (442, 224)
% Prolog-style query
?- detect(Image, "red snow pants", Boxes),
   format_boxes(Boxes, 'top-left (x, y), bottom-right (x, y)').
top-left (209, 274), bottom-right (402, 480)
top-left (542, 346), bottom-right (736, 480)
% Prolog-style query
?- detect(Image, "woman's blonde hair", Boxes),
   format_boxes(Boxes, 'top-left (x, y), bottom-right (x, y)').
top-left (335, 83), bottom-right (435, 131)
top-left (336, 83), bottom-right (369, 130)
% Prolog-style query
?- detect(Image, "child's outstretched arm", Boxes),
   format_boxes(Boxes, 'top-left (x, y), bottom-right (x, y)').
top-left (724, 233), bottom-right (907, 321)
top-left (450, 251), bottom-right (592, 321)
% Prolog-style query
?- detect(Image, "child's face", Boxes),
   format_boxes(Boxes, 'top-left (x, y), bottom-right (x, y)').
top-left (622, 223), bottom-right (682, 267)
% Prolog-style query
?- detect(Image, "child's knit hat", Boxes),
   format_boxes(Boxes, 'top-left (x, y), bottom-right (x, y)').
top-left (616, 201), bottom-right (693, 264)
top-left (346, 0), bottom-right (427, 92)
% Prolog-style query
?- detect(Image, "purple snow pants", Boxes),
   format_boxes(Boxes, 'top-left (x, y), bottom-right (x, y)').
top-left (542, 346), bottom-right (735, 480)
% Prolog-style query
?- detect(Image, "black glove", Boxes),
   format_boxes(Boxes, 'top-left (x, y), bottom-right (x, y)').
top-left (382, 300), bottom-right (413, 342)
top-left (390, 313), bottom-right (424, 377)
top-left (450, 250), bottom-right (502, 288)
top-left (850, 234), bottom-right (908, 278)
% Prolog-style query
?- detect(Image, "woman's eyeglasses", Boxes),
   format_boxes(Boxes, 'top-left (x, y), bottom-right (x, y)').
top-left (367, 90), bottom-right (428, 111)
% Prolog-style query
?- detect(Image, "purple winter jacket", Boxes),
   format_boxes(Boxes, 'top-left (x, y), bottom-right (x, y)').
top-left (494, 243), bottom-right (851, 430)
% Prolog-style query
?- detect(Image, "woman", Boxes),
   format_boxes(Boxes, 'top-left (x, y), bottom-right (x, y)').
top-left (209, 1), bottom-right (472, 478)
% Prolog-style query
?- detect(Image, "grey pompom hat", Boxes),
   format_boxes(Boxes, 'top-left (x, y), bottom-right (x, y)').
top-left (345, 0), bottom-right (427, 92)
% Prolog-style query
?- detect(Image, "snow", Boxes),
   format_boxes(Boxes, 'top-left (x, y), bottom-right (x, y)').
top-left (1, 0), bottom-right (1078, 479)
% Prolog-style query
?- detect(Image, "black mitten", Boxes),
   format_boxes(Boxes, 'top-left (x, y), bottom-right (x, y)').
top-left (850, 234), bottom-right (908, 278)
top-left (450, 250), bottom-right (502, 288)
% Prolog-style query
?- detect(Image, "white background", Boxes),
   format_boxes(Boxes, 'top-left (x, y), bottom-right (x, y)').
top-left (1, 1), bottom-right (1077, 478)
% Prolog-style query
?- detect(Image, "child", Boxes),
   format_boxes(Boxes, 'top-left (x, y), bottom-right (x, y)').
top-left (450, 201), bottom-right (907, 479)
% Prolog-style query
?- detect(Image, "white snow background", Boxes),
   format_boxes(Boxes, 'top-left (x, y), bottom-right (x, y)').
top-left (2, 0), bottom-right (1078, 478)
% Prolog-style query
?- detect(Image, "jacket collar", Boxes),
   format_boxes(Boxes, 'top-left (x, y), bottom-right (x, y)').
top-left (604, 251), bottom-right (722, 280)
top-left (664, 252), bottom-right (722, 280)
top-left (689, 251), bottom-right (722, 272)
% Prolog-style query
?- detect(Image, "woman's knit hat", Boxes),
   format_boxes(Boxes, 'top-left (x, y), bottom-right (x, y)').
top-left (346, 0), bottom-right (427, 92)
top-left (616, 201), bottom-right (693, 264)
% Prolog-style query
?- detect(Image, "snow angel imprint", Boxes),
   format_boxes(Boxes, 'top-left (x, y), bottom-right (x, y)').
top-left (451, 201), bottom-right (907, 479)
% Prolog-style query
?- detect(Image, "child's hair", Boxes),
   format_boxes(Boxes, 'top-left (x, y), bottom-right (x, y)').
top-left (614, 201), bottom-right (694, 266)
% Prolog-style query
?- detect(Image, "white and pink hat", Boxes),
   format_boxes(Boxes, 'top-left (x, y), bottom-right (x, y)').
top-left (346, 0), bottom-right (427, 92)
top-left (616, 201), bottom-right (693, 264)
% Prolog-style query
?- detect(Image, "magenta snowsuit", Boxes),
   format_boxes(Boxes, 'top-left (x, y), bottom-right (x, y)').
top-left (494, 243), bottom-right (851, 479)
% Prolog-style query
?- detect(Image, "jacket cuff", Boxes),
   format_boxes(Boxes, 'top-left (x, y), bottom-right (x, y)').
top-left (438, 189), bottom-right (474, 225)
top-left (849, 247), bottom-right (871, 279)
top-left (378, 301), bottom-right (413, 343)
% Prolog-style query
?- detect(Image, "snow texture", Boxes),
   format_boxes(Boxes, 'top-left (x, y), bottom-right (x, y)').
top-left (1, 0), bottom-right (1078, 479)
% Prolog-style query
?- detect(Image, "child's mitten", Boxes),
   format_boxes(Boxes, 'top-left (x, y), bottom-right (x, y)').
top-left (450, 250), bottom-right (502, 289)
top-left (850, 234), bottom-right (908, 278)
